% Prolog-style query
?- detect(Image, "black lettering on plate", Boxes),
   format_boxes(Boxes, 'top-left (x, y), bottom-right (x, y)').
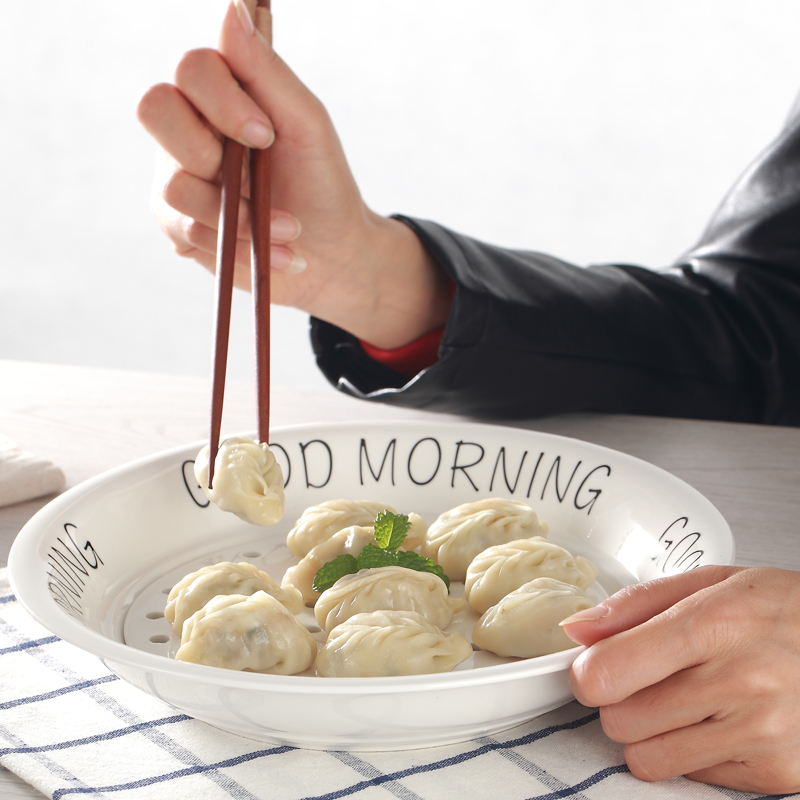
top-left (359, 438), bottom-right (396, 486)
top-left (489, 448), bottom-right (528, 494)
top-left (300, 439), bottom-right (333, 488)
top-left (182, 460), bottom-right (210, 508)
top-left (525, 452), bottom-right (545, 498)
top-left (540, 456), bottom-right (582, 503)
top-left (268, 442), bottom-right (291, 488)
top-left (451, 441), bottom-right (485, 491)
top-left (407, 438), bottom-right (442, 486)
top-left (655, 517), bottom-right (705, 573)
top-left (573, 464), bottom-right (612, 515)
top-left (45, 524), bottom-right (104, 621)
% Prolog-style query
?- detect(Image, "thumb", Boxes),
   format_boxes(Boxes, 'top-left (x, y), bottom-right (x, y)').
top-left (560, 565), bottom-right (740, 647)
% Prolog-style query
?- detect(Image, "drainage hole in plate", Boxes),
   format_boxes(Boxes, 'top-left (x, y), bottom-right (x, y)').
top-left (241, 551), bottom-right (262, 558)
top-left (150, 635), bottom-right (170, 644)
top-left (146, 611), bottom-right (165, 620)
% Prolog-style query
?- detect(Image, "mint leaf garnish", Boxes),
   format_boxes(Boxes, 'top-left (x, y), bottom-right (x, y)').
top-left (312, 553), bottom-right (359, 594)
top-left (394, 549), bottom-right (450, 591)
top-left (373, 510), bottom-right (410, 551)
top-left (355, 543), bottom-right (397, 570)
top-left (312, 510), bottom-right (451, 594)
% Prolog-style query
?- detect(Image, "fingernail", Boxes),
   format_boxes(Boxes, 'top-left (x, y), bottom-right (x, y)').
top-left (271, 213), bottom-right (302, 242)
top-left (559, 605), bottom-right (608, 626)
top-left (285, 253), bottom-right (307, 274)
top-left (241, 120), bottom-right (273, 148)
top-left (233, 0), bottom-right (255, 36)
top-left (271, 246), bottom-right (307, 273)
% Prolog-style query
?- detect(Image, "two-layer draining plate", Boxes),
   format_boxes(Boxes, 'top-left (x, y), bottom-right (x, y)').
top-left (8, 421), bottom-right (733, 750)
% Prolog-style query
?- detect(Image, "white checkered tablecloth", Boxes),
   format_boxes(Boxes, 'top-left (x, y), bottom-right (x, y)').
top-left (0, 570), bottom-right (792, 800)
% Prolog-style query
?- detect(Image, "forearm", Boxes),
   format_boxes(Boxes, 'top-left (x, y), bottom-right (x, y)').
top-left (313, 217), bottom-right (800, 424)
top-left (314, 106), bottom-right (800, 426)
top-left (313, 228), bottom-right (751, 420)
top-left (317, 212), bottom-right (452, 350)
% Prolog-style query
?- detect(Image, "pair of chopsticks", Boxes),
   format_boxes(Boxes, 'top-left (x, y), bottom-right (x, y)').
top-left (208, 0), bottom-right (273, 489)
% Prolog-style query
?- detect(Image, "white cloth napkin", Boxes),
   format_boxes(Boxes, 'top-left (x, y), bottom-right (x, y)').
top-left (0, 570), bottom-right (786, 800)
top-left (0, 436), bottom-right (65, 508)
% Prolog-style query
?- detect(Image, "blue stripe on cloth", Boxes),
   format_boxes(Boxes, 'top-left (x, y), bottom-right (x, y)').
top-left (0, 635), bottom-right (59, 655)
top-left (0, 714), bottom-right (191, 757)
top-left (0, 619), bottom-right (106, 796)
top-left (0, 595), bottom-right (14, 604)
top-left (484, 736), bottom-right (593, 800)
top-left (0, 720), bottom-right (104, 799)
top-left (748, 795), bottom-right (800, 800)
top-left (524, 764), bottom-right (792, 800)
top-left (47, 714), bottom-right (602, 800)
top-left (330, 751), bottom-right (426, 800)
top-left (523, 764), bottom-right (630, 799)
top-left (50, 746), bottom-right (295, 799)
top-left (295, 712), bottom-right (605, 800)
top-left (0, 615), bottom-right (264, 800)
top-left (0, 674), bottom-right (118, 711)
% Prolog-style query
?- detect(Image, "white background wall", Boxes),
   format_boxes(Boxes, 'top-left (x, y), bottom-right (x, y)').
top-left (2, 1), bottom-right (799, 388)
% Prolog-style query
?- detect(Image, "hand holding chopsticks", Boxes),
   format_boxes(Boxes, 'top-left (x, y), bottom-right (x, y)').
top-left (137, 0), bottom-right (453, 468)
top-left (208, 0), bottom-right (273, 489)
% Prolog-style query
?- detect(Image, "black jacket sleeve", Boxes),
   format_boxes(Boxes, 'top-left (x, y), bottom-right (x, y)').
top-left (311, 102), bottom-right (800, 426)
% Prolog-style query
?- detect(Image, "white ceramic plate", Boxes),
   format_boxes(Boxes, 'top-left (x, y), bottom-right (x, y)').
top-left (9, 421), bottom-right (733, 750)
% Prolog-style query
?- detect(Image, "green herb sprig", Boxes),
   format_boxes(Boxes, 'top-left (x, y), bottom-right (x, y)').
top-left (312, 510), bottom-right (449, 594)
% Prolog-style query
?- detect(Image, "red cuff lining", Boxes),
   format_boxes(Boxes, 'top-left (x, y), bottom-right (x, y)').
top-left (360, 327), bottom-right (444, 379)
top-left (359, 278), bottom-right (454, 379)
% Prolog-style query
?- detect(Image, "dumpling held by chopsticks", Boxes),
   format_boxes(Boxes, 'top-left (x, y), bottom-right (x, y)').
top-left (194, 436), bottom-right (284, 525)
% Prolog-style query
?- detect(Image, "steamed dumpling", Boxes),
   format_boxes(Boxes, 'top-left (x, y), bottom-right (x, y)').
top-left (286, 500), bottom-right (389, 558)
top-left (194, 436), bottom-right (284, 525)
top-left (175, 591), bottom-right (317, 674)
top-left (165, 561), bottom-right (304, 635)
top-left (421, 499), bottom-right (549, 582)
top-left (465, 537), bottom-right (598, 614)
top-left (404, 513), bottom-right (428, 552)
top-left (178, 592), bottom-right (245, 641)
top-left (286, 500), bottom-right (426, 557)
top-left (314, 566), bottom-right (465, 635)
top-left (472, 577), bottom-right (593, 658)
top-left (316, 610), bottom-right (473, 677)
top-left (281, 525), bottom-right (377, 606)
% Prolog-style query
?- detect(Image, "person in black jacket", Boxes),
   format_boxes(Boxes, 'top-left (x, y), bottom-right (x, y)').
top-left (138, 1), bottom-right (800, 791)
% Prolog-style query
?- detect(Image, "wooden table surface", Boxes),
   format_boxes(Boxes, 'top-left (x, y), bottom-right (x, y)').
top-left (2, 358), bottom-right (799, 798)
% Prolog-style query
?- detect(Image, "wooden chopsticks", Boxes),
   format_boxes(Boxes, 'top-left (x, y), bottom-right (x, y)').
top-left (208, 0), bottom-right (273, 489)
top-left (251, 123), bottom-right (272, 445)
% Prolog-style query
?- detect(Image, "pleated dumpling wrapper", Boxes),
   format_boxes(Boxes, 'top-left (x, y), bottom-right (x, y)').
top-left (314, 566), bottom-right (465, 635)
top-left (165, 561), bottom-right (304, 635)
top-left (472, 577), bottom-right (593, 658)
top-left (465, 537), bottom-right (598, 614)
top-left (194, 436), bottom-right (284, 526)
top-left (421, 498), bottom-right (549, 582)
top-left (175, 592), bottom-right (317, 674)
top-left (316, 610), bottom-right (473, 677)
top-left (281, 525), bottom-right (377, 607)
top-left (286, 499), bottom-right (426, 558)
